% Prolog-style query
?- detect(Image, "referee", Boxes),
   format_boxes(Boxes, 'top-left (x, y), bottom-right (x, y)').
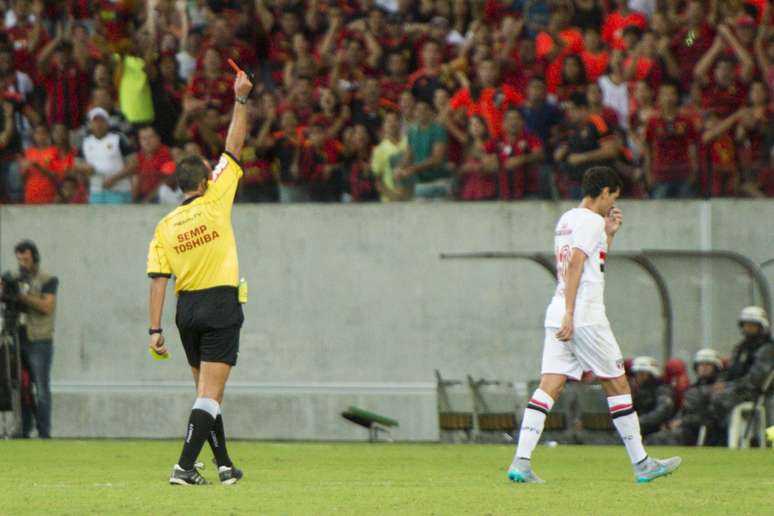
top-left (146, 70), bottom-right (253, 486)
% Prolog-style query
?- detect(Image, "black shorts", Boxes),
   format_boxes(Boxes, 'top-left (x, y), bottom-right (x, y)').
top-left (175, 286), bottom-right (244, 367)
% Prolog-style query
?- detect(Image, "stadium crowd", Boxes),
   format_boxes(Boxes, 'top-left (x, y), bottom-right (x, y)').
top-left (1, 0), bottom-right (774, 204)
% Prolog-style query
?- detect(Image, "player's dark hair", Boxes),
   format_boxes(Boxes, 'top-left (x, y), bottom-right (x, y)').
top-left (176, 156), bottom-right (210, 193)
top-left (582, 167), bottom-right (622, 198)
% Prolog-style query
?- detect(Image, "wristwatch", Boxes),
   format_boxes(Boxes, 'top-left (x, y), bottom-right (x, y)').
top-left (149, 328), bottom-right (163, 335)
top-left (236, 95), bottom-right (249, 105)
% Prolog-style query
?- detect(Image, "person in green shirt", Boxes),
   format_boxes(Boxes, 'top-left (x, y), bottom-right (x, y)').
top-left (371, 111), bottom-right (411, 202)
top-left (395, 98), bottom-right (450, 200)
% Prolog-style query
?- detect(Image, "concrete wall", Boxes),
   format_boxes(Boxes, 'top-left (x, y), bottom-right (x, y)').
top-left (0, 200), bottom-right (772, 440)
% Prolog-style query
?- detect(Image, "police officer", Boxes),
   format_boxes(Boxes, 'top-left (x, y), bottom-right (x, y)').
top-left (631, 356), bottom-right (676, 437)
top-left (709, 307), bottom-right (774, 431)
top-left (647, 349), bottom-right (725, 446)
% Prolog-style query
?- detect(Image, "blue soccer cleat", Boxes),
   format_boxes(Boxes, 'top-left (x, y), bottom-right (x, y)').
top-left (635, 456), bottom-right (682, 483)
top-left (507, 460), bottom-right (546, 484)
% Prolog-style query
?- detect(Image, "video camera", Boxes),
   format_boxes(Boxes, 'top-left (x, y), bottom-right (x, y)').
top-left (0, 272), bottom-right (22, 331)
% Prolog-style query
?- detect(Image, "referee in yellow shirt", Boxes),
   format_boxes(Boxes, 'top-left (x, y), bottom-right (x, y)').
top-left (146, 70), bottom-right (252, 486)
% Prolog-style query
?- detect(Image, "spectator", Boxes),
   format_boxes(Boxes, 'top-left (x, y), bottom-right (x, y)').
top-left (155, 160), bottom-right (184, 205)
top-left (398, 89), bottom-right (417, 133)
top-left (627, 80), bottom-right (657, 160)
top-left (20, 124), bottom-right (60, 204)
top-left (0, 44), bottom-right (34, 103)
top-left (694, 31), bottom-right (754, 116)
top-left (699, 109), bottom-right (744, 197)
top-left (455, 115), bottom-right (498, 201)
top-left (670, 0), bottom-right (716, 91)
top-left (395, 98), bottom-right (450, 200)
top-left (131, 125), bottom-right (172, 203)
top-left (581, 27), bottom-right (610, 83)
top-left (237, 94), bottom-right (278, 203)
top-left (586, 82), bottom-right (618, 129)
top-left (174, 5), bottom-right (200, 82)
top-left (51, 122), bottom-right (88, 203)
top-left (598, 50), bottom-right (630, 129)
top-left (57, 175), bottom-right (82, 204)
top-left (316, 87), bottom-right (351, 142)
top-left (263, 109), bottom-right (307, 203)
top-left (174, 101), bottom-right (225, 160)
top-left (554, 92), bottom-right (620, 198)
top-left (754, 23), bottom-right (774, 98)
top-left (371, 110), bottom-right (411, 202)
top-left (494, 107), bottom-right (545, 200)
top-left (116, 28), bottom-right (155, 126)
top-left (0, 91), bottom-right (21, 203)
top-left (644, 82), bottom-right (699, 199)
top-left (736, 81), bottom-right (772, 193)
top-left (148, 53), bottom-right (184, 146)
top-left (351, 78), bottom-right (388, 144)
top-left (536, 4), bottom-right (585, 95)
top-left (188, 47), bottom-right (233, 115)
top-left (340, 123), bottom-right (377, 202)
top-left (381, 51), bottom-right (409, 105)
top-left (407, 39), bottom-right (454, 104)
top-left (623, 31), bottom-right (673, 93)
top-left (519, 77), bottom-right (564, 151)
top-left (601, 0), bottom-right (648, 51)
top-left (556, 54), bottom-right (589, 102)
top-left (6, 0), bottom-right (47, 78)
top-left (449, 58), bottom-right (523, 139)
top-left (37, 30), bottom-right (90, 130)
top-left (708, 307), bottom-right (774, 439)
top-left (80, 107), bottom-right (134, 204)
top-left (630, 356), bottom-right (677, 438)
top-left (298, 120), bottom-right (342, 202)
top-left (572, 0), bottom-right (604, 33)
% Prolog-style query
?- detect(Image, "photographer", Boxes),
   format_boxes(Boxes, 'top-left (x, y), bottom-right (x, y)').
top-left (3, 241), bottom-right (58, 439)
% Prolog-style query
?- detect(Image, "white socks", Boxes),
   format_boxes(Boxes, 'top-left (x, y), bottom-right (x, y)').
top-left (512, 389), bottom-right (555, 464)
top-left (608, 394), bottom-right (647, 465)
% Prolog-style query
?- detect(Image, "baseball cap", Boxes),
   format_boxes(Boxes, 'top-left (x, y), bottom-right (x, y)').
top-left (160, 161), bottom-right (176, 176)
top-left (88, 107), bottom-right (110, 122)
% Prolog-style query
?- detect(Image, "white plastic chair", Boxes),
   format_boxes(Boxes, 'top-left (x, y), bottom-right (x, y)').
top-left (728, 370), bottom-right (774, 449)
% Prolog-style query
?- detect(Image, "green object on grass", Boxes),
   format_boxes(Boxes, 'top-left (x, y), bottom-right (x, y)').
top-left (346, 406), bottom-right (399, 427)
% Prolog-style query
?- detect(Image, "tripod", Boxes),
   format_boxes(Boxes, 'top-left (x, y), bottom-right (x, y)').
top-left (0, 308), bottom-right (22, 439)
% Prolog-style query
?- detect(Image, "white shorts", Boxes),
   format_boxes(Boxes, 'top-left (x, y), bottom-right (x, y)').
top-left (541, 324), bottom-right (625, 380)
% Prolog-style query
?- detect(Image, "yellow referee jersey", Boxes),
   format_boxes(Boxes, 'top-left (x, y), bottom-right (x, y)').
top-left (146, 152), bottom-right (243, 293)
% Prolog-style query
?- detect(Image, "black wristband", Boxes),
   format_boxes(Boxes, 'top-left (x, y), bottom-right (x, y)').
top-left (149, 328), bottom-right (163, 335)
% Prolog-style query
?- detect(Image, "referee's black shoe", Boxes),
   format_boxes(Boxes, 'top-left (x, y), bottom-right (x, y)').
top-left (169, 464), bottom-right (209, 485)
top-left (218, 465), bottom-right (243, 485)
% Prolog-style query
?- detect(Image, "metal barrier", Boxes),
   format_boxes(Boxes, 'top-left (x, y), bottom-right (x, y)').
top-left (440, 249), bottom-right (771, 361)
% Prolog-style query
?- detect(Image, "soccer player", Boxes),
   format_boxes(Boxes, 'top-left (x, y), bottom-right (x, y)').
top-left (507, 167), bottom-right (682, 484)
top-left (146, 68), bottom-right (253, 485)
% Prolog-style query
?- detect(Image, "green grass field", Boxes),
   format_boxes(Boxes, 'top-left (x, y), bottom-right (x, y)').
top-left (0, 441), bottom-right (772, 515)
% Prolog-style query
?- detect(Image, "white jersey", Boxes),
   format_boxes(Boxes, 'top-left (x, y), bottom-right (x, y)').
top-left (545, 208), bottom-right (609, 328)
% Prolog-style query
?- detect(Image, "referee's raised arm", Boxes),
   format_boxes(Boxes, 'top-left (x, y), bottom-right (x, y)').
top-left (224, 71), bottom-right (254, 160)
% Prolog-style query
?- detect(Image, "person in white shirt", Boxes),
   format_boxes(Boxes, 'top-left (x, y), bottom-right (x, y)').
top-left (80, 107), bottom-right (134, 204)
top-left (507, 166), bottom-right (682, 484)
top-left (156, 160), bottom-right (185, 204)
